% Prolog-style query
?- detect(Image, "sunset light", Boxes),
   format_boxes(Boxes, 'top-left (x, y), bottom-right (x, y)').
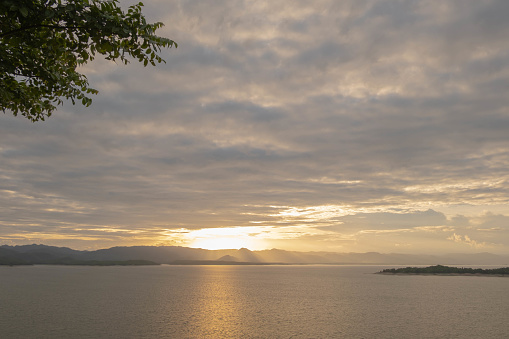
top-left (3, 0), bottom-right (509, 337)
top-left (188, 227), bottom-right (267, 250)
top-left (2, 0), bottom-right (509, 255)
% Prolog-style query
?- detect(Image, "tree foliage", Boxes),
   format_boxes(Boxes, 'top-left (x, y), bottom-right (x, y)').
top-left (379, 265), bottom-right (509, 275)
top-left (0, 0), bottom-right (176, 121)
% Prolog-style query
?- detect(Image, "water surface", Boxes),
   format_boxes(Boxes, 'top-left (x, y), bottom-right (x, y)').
top-left (1, 265), bottom-right (508, 338)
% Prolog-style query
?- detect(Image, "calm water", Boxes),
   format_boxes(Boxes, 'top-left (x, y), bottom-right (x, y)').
top-left (1, 265), bottom-right (508, 338)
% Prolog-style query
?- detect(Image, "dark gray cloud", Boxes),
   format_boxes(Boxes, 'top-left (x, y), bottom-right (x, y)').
top-left (1, 0), bottom-right (509, 253)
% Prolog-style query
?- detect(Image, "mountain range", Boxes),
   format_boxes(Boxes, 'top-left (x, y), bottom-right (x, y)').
top-left (1, 244), bottom-right (509, 266)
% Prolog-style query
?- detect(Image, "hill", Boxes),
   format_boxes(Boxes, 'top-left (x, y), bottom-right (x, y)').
top-left (1, 244), bottom-right (509, 265)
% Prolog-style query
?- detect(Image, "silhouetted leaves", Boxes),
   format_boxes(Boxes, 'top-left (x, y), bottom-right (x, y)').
top-left (0, 0), bottom-right (176, 121)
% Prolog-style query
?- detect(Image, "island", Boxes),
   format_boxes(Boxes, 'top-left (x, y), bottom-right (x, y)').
top-left (377, 265), bottom-right (509, 276)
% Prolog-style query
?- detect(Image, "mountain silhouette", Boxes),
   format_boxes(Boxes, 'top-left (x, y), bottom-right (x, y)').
top-left (1, 244), bottom-right (509, 265)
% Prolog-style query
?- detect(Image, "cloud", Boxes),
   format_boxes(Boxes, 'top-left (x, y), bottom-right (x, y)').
top-left (1, 0), bottom-right (509, 253)
top-left (335, 209), bottom-right (448, 231)
top-left (447, 233), bottom-right (488, 249)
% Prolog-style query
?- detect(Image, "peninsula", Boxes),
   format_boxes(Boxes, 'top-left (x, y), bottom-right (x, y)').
top-left (378, 265), bottom-right (509, 276)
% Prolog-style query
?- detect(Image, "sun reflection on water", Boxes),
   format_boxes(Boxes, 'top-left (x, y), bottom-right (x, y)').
top-left (188, 266), bottom-right (244, 337)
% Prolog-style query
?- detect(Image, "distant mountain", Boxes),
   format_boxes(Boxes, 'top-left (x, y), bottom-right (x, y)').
top-left (0, 247), bottom-right (31, 265)
top-left (0, 244), bottom-right (87, 265)
top-left (217, 255), bottom-right (239, 262)
top-left (1, 244), bottom-right (509, 265)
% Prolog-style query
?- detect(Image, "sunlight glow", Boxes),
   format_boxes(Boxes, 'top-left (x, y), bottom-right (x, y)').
top-left (162, 224), bottom-right (344, 251)
top-left (188, 227), bottom-right (268, 250)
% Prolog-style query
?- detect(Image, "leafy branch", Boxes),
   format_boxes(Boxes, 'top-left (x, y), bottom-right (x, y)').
top-left (0, 0), bottom-right (177, 121)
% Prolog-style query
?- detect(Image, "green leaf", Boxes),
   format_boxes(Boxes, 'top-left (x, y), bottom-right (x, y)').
top-left (19, 7), bottom-right (29, 17)
top-left (0, 0), bottom-right (176, 121)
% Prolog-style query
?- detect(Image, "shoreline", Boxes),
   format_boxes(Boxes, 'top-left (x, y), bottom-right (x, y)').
top-left (377, 272), bottom-right (509, 277)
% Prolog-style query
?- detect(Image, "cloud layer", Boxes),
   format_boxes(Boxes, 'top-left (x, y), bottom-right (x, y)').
top-left (1, 0), bottom-right (509, 253)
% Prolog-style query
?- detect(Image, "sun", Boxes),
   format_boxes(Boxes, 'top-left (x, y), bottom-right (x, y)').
top-left (191, 237), bottom-right (252, 250)
top-left (188, 227), bottom-right (266, 250)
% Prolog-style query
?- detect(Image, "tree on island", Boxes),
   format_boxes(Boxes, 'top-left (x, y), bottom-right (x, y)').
top-left (0, 0), bottom-right (177, 121)
top-left (379, 265), bottom-right (509, 275)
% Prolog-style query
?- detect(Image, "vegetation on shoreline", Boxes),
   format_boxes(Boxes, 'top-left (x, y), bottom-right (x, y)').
top-left (378, 265), bottom-right (509, 275)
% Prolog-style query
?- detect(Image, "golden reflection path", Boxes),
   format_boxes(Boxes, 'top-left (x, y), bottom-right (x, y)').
top-left (177, 266), bottom-right (245, 337)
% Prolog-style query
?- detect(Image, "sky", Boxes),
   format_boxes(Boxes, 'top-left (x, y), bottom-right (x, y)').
top-left (1, 0), bottom-right (509, 254)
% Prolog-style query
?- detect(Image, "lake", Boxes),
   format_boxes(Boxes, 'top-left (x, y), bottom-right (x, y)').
top-left (1, 265), bottom-right (508, 338)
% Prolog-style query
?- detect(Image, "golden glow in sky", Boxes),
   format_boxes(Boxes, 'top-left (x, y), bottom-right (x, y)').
top-left (2, 1), bottom-right (509, 255)
top-left (188, 227), bottom-right (268, 250)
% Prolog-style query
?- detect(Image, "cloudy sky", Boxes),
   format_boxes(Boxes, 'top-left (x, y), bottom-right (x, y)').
top-left (2, 0), bottom-right (509, 254)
